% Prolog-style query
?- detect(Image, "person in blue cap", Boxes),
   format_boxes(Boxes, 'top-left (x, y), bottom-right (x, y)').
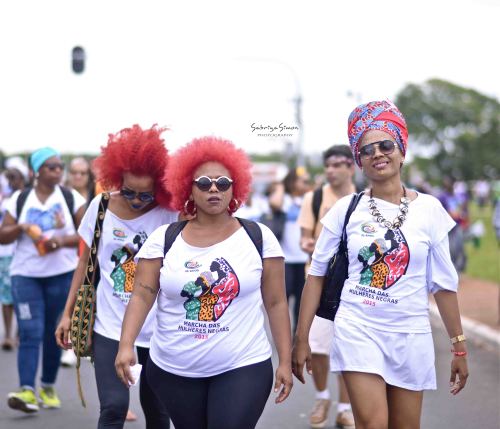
top-left (0, 146), bottom-right (87, 413)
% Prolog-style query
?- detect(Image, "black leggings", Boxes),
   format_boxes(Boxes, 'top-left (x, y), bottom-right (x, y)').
top-left (93, 332), bottom-right (170, 429)
top-left (285, 262), bottom-right (306, 330)
top-left (146, 357), bottom-right (273, 429)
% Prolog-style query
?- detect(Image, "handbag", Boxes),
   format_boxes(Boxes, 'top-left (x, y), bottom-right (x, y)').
top-left (316, 192), bottom-right (363, 321)
top-left (259, 209), bottom-right (287, 241)
top-left (70, 192), bottom-right (109, 406)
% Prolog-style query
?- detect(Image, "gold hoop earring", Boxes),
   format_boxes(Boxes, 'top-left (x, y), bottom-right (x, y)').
top-left (227, 198), bottom-right (240, 214)
top-left (183, 198), bottom-right (197, 216)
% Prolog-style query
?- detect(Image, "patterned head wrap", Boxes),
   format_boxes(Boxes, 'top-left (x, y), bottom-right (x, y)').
top-left (347, 100), bottom-right (408, 166)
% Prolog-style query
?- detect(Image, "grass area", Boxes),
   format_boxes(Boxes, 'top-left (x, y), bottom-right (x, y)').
top-left (464, 202), bottom-right (500, 284)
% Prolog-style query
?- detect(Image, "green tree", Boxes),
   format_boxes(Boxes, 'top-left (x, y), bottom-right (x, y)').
top-left (395, 79), bottom-right (500, 181)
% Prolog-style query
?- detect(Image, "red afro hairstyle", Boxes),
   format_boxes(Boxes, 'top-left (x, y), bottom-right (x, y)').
top-left (92, 124), bottom-right (171, 208)
top-left (166, 136), bottom-right (252, 212)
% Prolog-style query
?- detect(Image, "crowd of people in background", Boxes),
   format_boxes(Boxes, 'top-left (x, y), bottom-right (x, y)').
top-left (0, 100), bottom-right (495, 427)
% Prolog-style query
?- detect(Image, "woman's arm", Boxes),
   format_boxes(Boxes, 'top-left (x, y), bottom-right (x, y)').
top-left (268, 182), bottom-right (285, 211)
top-left (115, 257), bottom-right (162, 387)
top-left (55, 243), bottom-right (90, 349)
top-left (0, 212), bottom-right (26, 244)
top-left (291, 274), bottom-right (323, 383)
top-left (434, 290), bottom-right (469, 395)
top-left (261, 256), bottom-right (293, 403)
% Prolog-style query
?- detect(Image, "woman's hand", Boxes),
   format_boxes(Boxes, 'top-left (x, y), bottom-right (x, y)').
top-left (450, 355), bottom-right (469, 395)
top-left (291, 337), bottom-right (312, 384)
top-left (44, 236), bottom-right (64, 253)
top-left (115, 344), bottom-right (137, 388)
top-left (55, 313), bottom-right (72, 350)
top-left (274, 363), bottom-right (293, 403)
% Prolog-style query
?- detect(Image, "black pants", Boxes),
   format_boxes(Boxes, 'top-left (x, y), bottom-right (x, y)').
top-left (93, 332), bottom-right (170, 429)
top-left (146, 357), bottom-right (273, 429)
top-left (285, 262), bottom-right (306, 331)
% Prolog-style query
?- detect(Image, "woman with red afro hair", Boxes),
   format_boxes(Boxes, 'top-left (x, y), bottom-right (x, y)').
top-left (92, 124), bottom-right (172, 208)
top-left (56, 124), bottom-right (177, 429)
top-left (166, 136), bottom-right (252, 214)
top-left (116, 136), bottom-right (293, 429)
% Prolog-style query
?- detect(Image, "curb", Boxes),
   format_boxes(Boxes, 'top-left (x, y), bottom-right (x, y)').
top-left (429, 303), bottom-right (500, 348)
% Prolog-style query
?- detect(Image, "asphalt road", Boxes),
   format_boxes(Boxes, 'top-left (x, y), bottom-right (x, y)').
top-left (0, 318), bottom-right (498, 428)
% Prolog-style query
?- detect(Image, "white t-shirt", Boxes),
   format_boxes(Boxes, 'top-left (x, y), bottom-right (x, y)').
top-left (7, 187), bottom-right (86, 277)
top-left (309, 193), bottom-right (458, 333)
top-left (281, 194), bottom-right (309, 263)
top-left (78, 194), bottom-right (178, 347)
top-left (136, 222), bottom-right (283, 377)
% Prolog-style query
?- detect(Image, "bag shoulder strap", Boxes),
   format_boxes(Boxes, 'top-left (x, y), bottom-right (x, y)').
top-left (84, 193), bottom-right (110, 286)
top-left (339, 191), bottom-right (364, 250)
top-left (59, 185), bottom-right (76, 227)
top-left (236, 217), bottom-right (263, 259)
top-left (163, 218), bottom-right (263, 260)
top-left (312, 187), bottom-right (323, 227)
top-left (15, 188), bottom-right (31, 220)
top-left (163, 220), bottom-right (188, 256)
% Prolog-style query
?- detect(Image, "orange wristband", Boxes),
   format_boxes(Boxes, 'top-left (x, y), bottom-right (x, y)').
top-left (451, 350), bottom-right (467, 357)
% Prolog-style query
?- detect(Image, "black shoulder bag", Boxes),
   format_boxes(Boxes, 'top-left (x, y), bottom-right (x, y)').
top-left (316, 192), bottom-right (364, 321)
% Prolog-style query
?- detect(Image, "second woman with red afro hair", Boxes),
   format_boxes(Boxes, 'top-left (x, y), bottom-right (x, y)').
top-left (56, 124), bottom-right (177, 429)
top-left (116, 136), bottom-right (293, 429)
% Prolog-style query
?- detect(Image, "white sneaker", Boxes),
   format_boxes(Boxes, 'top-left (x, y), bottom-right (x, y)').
top-left (60, 349), bottom-right (77, 367)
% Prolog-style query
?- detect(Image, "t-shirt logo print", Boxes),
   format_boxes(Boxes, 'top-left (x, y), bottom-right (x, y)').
top-left (110, 232), bottom-right (148, 301)
top-left (358, 229), bottom-right (410, 289)
top-left (181, 257), bottom-right (240, 321)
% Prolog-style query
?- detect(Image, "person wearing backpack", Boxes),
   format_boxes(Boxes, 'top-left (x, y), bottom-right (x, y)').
top-left (115, 136), bottom-right (293, 429)
top-left (55, 125), bottom-right (176, 429)
top-left (0, 147), bottom-right (87, 413)
top-left (297, 145), bottom-right (356, 428)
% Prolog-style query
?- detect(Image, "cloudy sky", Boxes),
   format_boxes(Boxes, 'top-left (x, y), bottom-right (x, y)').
top-left (0, 0), bottom-right (498, 159)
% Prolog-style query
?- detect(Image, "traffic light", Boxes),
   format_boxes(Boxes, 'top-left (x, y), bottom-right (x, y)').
top-left (72, 46), bottom-right (85, 74)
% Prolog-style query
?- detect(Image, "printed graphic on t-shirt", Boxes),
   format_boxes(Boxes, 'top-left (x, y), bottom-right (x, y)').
top-left (357, 229), bottom-right (409, 290)
top-left (180, 257), bottom-right (240, 322)
top-left (26, 204), bottom-right (65, 231)
top-left (110, 231), bottom-right (148, 303)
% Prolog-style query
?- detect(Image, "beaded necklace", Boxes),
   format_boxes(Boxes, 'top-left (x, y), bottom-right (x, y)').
top-left (368, 186), bottom-right (410, 229)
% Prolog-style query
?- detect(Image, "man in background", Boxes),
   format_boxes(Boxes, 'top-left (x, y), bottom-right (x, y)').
top-left (298, 145), bottom-right (356, 429)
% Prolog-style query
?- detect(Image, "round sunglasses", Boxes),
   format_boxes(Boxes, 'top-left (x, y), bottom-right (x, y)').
top-left (193, 176), bottom-right (233, 192)
top-left (358, 140), bottom-right (397, 159)
top-left (120, 188), bottom-right (155, 203)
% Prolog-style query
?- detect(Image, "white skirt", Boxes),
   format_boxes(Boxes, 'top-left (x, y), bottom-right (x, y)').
top-left (330, 317), bottom-right (436, 391)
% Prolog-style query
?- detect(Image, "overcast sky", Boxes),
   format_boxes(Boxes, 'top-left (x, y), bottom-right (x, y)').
top-left (0, 0), bottom-right (498, 159)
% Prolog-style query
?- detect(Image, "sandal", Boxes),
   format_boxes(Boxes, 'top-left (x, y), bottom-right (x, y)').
top-left (1, 339), bottom-right (15, 351)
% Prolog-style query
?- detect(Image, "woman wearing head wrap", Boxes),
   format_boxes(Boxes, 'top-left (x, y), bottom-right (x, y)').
top-left (0, 147), bottom-right (87, 413)
top-left (293, 100), bottom-right (468, 428)
top-left (55, 124), bottom-right (176, 429)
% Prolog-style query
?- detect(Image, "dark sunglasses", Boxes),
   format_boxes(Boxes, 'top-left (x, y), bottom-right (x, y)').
top-left (120, 188), bottom-right (155, 203)
top-left (358, 140), bottom-right (397, 159)
top-left (44, 162), bottom-right (65, 171)
top-left (193, 176), bottom-right (233, 192)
